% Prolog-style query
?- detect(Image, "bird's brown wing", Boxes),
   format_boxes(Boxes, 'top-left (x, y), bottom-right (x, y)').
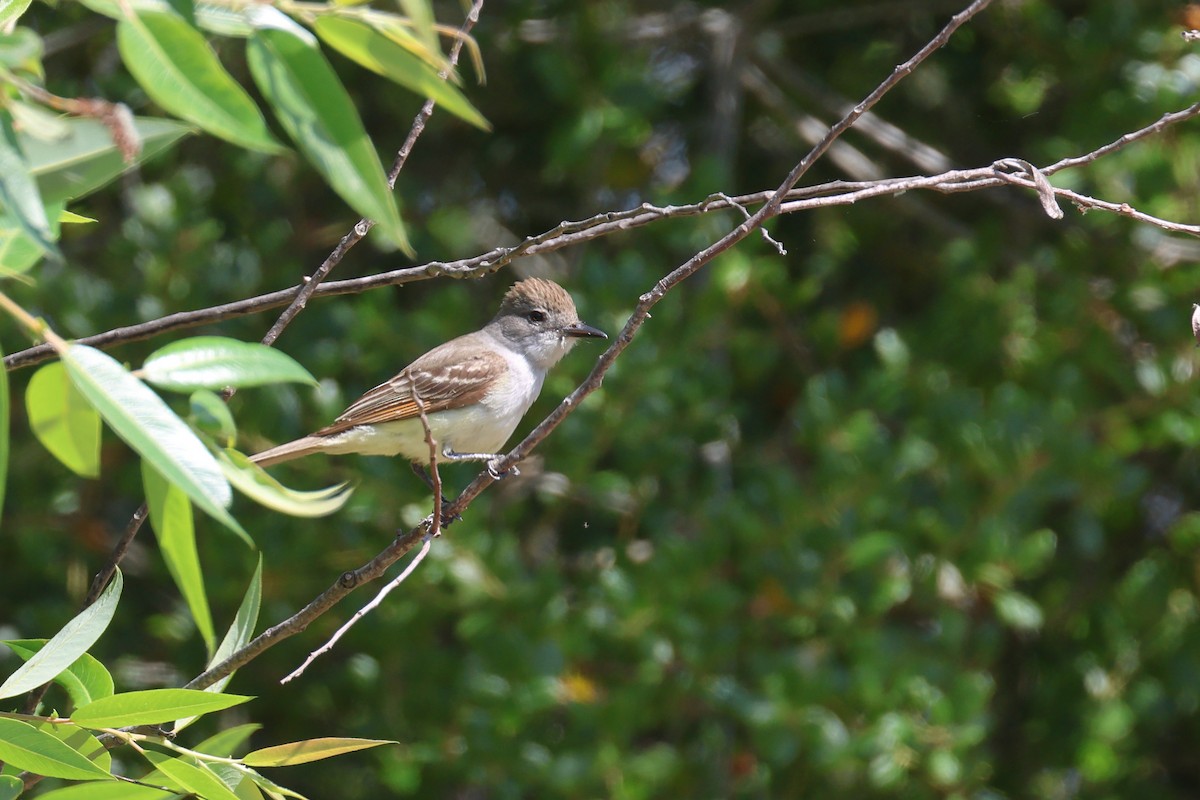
top-left (314, 341), bottom-right (506, 437)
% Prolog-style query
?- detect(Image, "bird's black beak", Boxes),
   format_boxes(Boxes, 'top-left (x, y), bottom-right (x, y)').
top-left (563, 321), bottom-right (608, 339)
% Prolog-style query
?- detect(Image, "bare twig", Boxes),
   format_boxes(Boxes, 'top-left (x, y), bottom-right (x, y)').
top-left (278, 387), bottom-right (443, 684)
top-left (184, 0), bottom-right (994, 693)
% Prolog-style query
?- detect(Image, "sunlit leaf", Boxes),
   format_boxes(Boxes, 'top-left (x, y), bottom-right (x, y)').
top-left (220, 449), bottom-right (353, 517)
top-left (247, 27), bottom-right (410, 254)
top-left (0, 718), bottom-right (113, 781)
top-left (314, 17), bottom-right (488, 131)
top-left (242, 737), bottom-right (396, 767)
top-left (0, 570), bottom-right (121, 699)
top-left (143, 462), bottom-right (216, 653)
top-left (35, 782), bottom-right (175, 799)
top-left (2, 640), bottom-right (115, 707)
top-left (36, 721), bottom-right (111, 773)
top-left (72, 688), bottom-right (253, 728)
top-left (27, 361), bottom-right (101, 478)
top-left (61, 344), bottom-right (248, 543)
top-left (190, 388), bottom-right (237, 446)
top-left (140, 751), bottom-right (240, 800)
top-left (117, 12), bottom-right (283, 154)
top-left (142, 336), bottom-right (315, 392)
top-left (18, 116), bottom-right (192, 205)
top-left (174, 556), bottom-right (262, 733)
top-left (194, 723), bottom-right (262, 758)
top-left (0, 0), bottom-right (34, 29)
top-left (0, 109), bottom-right (59, 261)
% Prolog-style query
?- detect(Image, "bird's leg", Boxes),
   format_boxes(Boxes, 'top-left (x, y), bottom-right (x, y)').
top-left (441, 445), bottom-right (521, 480)
top-left (409, 462), bottom-right (462, 526)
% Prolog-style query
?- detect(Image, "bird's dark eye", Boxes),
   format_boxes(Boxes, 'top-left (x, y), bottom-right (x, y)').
top-left (527, 309), bottom-right (547, 323)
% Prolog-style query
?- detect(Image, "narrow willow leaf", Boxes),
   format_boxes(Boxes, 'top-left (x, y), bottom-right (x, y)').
top-left (178, 556), bottom-right (261, 728)
top-left (79, 0), bottom-right (254, 37)
top-left (36, 721), bottom-right (111, 773)
top-left (0, 0), bottom-right (34, 29)
top-left (0, 109), bottom-right (59, 260)
top-left (396, 0), bottom-right (438, 62)
top-left (247, 28), bottom-right (410, 254)
top-left (229, 763), bottom-right (307, 800)
top-left (142, 462), bottom-right (216, 653)
top-left (117, 12), bottom-right (283, 154)
top-left (72, 688), bottom-right (253, 728)
top-left (34, 782), bottom-right (175, 799)
top-left (219, 449), bottom-right (352, 518)
top-left (59, 210), bottom-right (97, 224)
top-left (242, 737), bottom-right (396, 767)
top-left (18, 116), bottom-right (192, 205)
top-left (61, 345), bottom-right (248, 543)
top-left (27, 361), bottom-right (101, 478)
top-left (0, 201), bottom-right (62, 277)
top-left (194, 722), bottom-right (261, 758)
top-left (2, 640), bottom-right (115, 707)
top-left (313, 17), bottom-right (488, 131)
top-left (140, 751), bottom-right (240, 800)
top-left (0, 718), bottom-right (113, 781)
top-left (0, 570), bottom-right (121, 699)
top-left (189, 389), bottom-right (236, 446)
top-left (142, 336), bottom-right (315, 392)
top-left (0, 334), bottom-right (8, 522)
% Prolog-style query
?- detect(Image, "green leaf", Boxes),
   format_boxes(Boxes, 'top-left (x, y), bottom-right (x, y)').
top-left (142, 462), bottom-right (216, 653)
top-left (246, 28), bottom-right (410, 254)
top-left (61, 345), bottom-right (248, 543)
top-left (313, 17), bottom-right (488, 131)
top-left (242, 737), bottom-right (396, 767)
top-left (140, 751), bottom-right (240, 800)
top-left (35, 782), bottom-right (175, 799)
top-left (36, 721), bottom-right (111, 773)
top-left (0, 570), bottom-right (121, 699)
top-left (0, 201), bottom-right (62, 277)
top-left (1, 640), bottom-right (114, 707)
top-left (58, 210), bottom-right (97, 224)
top-left (0, 774), bottom-right (21, 800)
top-left (27, 361), bottom-right (102, 478)
top-left (79, 0), bottom-right (254, 38)
top-left (194, 723), bottom-right (261, 758)
top-left (220, 449), bottom-right (353, 518)
top-left (18, 116), bottom-right (193, 206)
top-left (190, 389), bottom-right (237, 446)
top-left (0, 718), bottom-right (113, 781)
top-left (0, 335), bottom-right (7, 523)
top-left (142, 336), bottom-right (316, 392)
top-left (229, 763), bottom-right (307, 799)
top-left (117, 12), bottom-right (283, 154)
top-left (0, 26), bottom-right (43, 75)
top-left (72, 688), bottom-right (253, 728)
top-left (174, 556), bottom-right (262, 734)
top-left (0, 110), bottom-right (60, 261)
top-left (994, 589), bottom-right (1044, 632)
top-left (0, 0), bottom-right (34, 29)
top-left (396, 0), bottom-right (439, 64)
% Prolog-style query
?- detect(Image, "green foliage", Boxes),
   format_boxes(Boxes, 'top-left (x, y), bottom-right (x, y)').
top-left (5, 0), bottom-right (1200, 798)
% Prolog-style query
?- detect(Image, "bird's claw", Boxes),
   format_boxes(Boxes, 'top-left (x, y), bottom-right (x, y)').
top-left (486, 459), bottom-right (520, 480)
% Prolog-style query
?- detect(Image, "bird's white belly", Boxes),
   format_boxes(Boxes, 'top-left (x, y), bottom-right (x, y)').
top-left (322, 360), bottom-right (545, 464)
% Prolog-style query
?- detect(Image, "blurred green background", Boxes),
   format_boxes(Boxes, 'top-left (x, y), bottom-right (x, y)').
top-left (6, 0), bottom-right (1200, 797)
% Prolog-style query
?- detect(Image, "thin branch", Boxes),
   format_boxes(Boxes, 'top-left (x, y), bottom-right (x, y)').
top-left (11, 95), bottom-right (1199, 372)
top-left (183, 0), bottom-right (994, 693)
top-left (280, 388), bottom-right (442, 684)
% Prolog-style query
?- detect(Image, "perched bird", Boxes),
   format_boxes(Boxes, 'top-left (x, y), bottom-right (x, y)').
top-left (252, 278), bottom-right (606, 476)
